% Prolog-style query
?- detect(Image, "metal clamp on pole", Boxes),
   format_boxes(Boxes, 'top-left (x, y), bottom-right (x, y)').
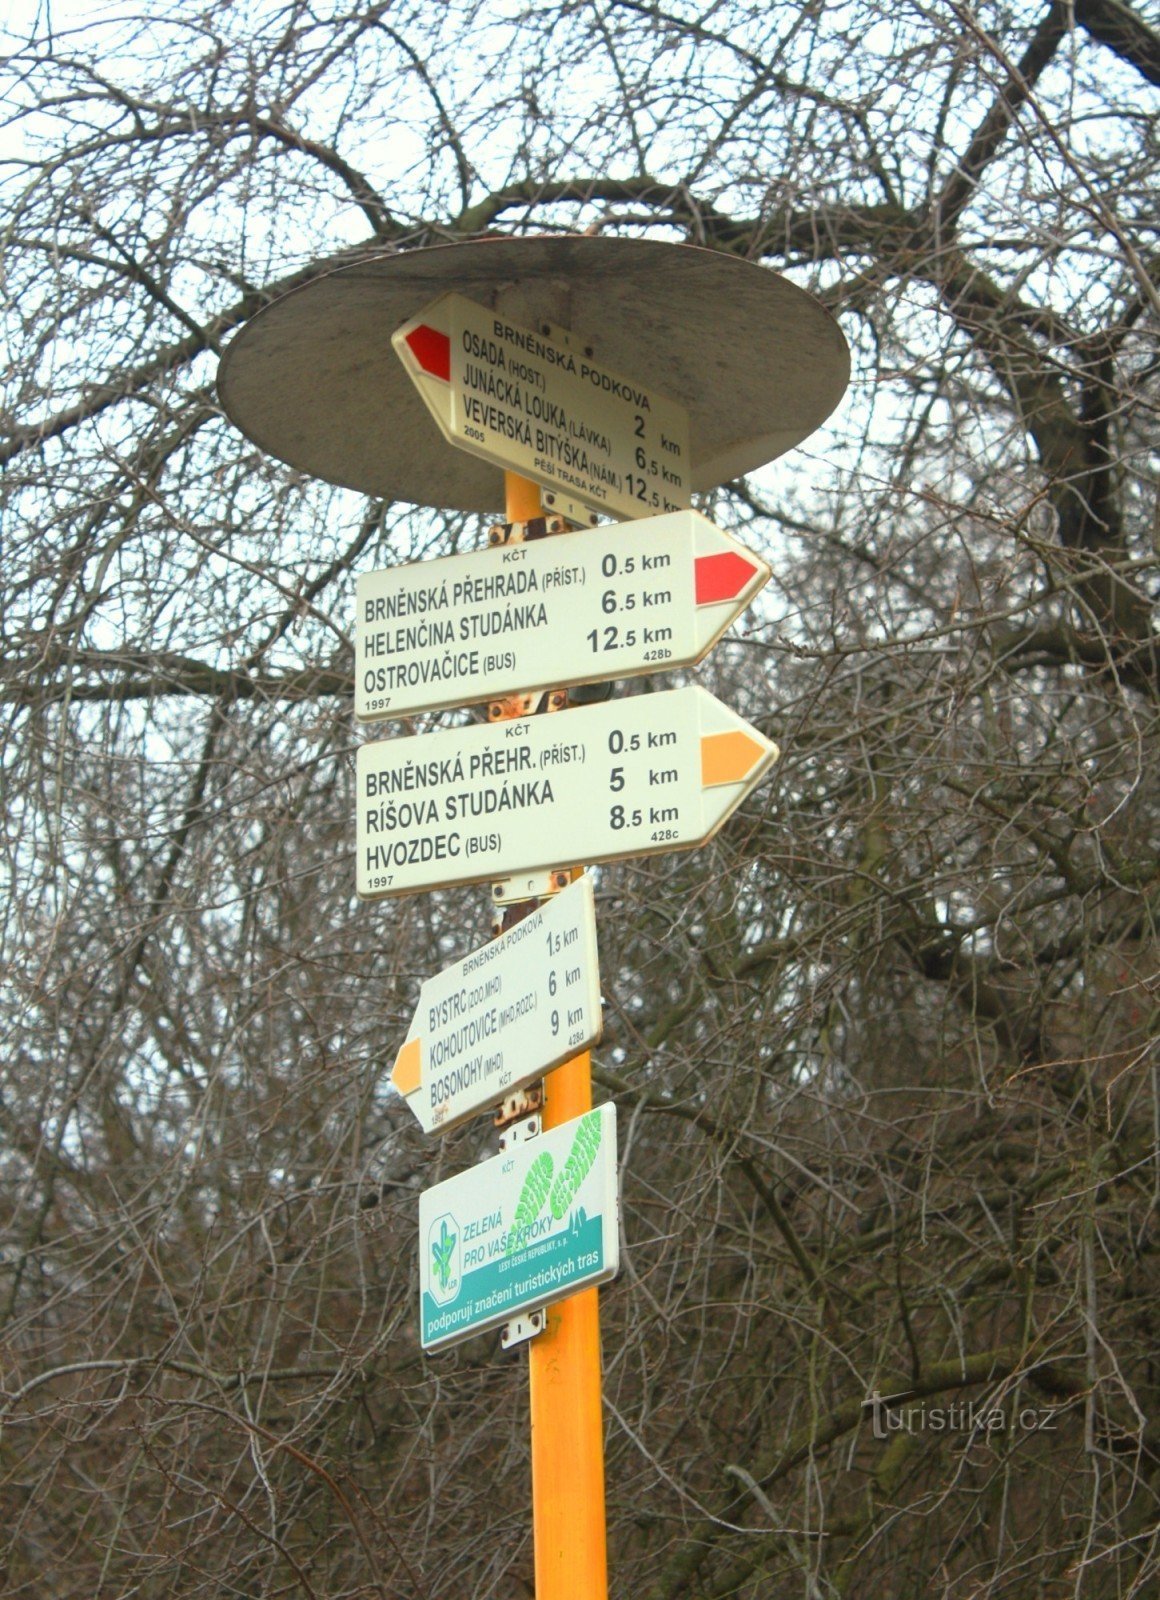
top-left (500, 1308), bottom-right (547, 1350)
top-left (487, 514), bottom-right (570, 545)
top-left (496, 1107), bottom-right (543, 1149)
top-left (495, 1083), bottom-right (545, 1130)
top-left (491, 869), bottom-right (571, 914)
top-left (496, 1084), bottom-right (547, 1351)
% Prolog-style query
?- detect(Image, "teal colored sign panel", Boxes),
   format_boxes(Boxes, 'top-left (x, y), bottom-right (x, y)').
top-left (418, 1104), bottom-right (619, 1351)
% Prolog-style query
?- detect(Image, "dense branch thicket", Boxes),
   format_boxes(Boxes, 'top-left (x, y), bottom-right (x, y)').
top-left (1, 2), bottom-right (1158, 1595)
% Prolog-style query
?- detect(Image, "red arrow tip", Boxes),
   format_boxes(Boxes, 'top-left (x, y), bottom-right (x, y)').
top-left (404, 324), bottom-right (451, 381)
top-left (694, 550), bottom-right (760, 605)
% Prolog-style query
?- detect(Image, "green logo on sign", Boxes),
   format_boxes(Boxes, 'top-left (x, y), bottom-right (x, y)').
top-left (504, 1113), bottom-right (603, 1255)
top-left (432, 1218), bottom-right (456, 1288)
top-left (427, 1211), bottom-right (461, 1304)
top-left (549, 1111), bottom-right (601, 1218)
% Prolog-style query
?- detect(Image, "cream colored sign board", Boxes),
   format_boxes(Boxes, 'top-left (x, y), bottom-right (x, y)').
top-left (392, 292), bottom-right (692, 522)
top-left (390, 877), bottom-right (602, 1135)
top-left (357, 684), bottom-right (778, 898)
top-left (356, 509), bottom-right (769, 721)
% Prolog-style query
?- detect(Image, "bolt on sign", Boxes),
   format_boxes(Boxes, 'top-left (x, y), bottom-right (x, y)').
top-left (419, 1104), bottom-right (619, 1352)
top-left (355, 508), bottom-right (770, 722)
top-left (357, 683), bottom-right (779, 899)
top-left (390, 876), bottom-right (602, 1135)
top-left (393, 292), bottom-right (692, 524)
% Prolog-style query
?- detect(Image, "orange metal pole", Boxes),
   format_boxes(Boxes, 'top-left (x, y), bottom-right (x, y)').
top-left (504, 471), bottom-right (544, 526)
top-left (529, 1052), bottom-right (607, 1599)
top-left (503, 470), bottom-right (609, 1600)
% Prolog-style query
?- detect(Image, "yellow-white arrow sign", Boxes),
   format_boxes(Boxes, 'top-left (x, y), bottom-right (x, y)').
top-left (357, 684), bottom-right (778, 899)
top-left (390, 876), bottom-right (602, 1135)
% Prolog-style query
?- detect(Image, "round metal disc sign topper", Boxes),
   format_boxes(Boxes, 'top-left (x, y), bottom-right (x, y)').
top-left (217, 236), bottom-right (849, 507)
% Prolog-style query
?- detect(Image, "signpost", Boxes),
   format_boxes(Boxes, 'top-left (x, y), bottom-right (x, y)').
top-left (419, 1104), bottom-right (619, 1352)
top-left (393, 292), bottom-right (692, 524)
top-left (219, 235), bottom-right (850, 1600)
top-left (355, 509), bottom-right (769, 721)
top-left (357, 684), bottom-right (778, 899)
top-left (390, 876), bottom-right (602, 1134)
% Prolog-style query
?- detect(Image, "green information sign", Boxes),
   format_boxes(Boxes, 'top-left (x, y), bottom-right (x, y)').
top-left (418, 1104), bottom-right (619, 1351)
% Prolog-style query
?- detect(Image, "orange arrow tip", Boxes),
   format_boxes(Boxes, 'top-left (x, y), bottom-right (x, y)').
top-left (700, 729), bottom-right (777, 789)
top-left (391, 1037), bottom-right (422, 1097)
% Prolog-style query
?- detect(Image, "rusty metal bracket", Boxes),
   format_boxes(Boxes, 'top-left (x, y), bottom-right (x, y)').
top-left (487, 515), bottom-right (570, 546)
top-left (485, 686), bottom-right (566, 725)
top-left (487, 691), bottom-right (539, 721)
top-left (494, 1081), bottom-right (545, 1131)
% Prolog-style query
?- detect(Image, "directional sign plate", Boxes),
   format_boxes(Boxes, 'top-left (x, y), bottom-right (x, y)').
top-left (419, 1104), bottom-right (619, 1351)
top-left (357, 684), bottom-right (778, 898)
top-left (393, 292), bottom-right (692, 523)
top-left (356, 509), bottom-right (769, 722)
top-left (391, 876), bottom-right (602, 1135)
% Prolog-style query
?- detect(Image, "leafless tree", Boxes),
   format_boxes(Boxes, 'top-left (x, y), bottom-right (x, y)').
top-left (1, 1), bottom-right (1158, 1595)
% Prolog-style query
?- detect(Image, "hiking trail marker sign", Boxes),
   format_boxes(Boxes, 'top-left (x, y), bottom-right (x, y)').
top-left (393, 292), bottom-right (692, 523)
top-left (218, 235), bottom-right (851, 1600)
top-left (357, 683), bottom-right (778, 898)
top-left (356, 509), bottom-right (769, 721)
top-left (419, 1104), bottom-right (619, 1351)
top-left (390, 876), bottom-right (601, 1135)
